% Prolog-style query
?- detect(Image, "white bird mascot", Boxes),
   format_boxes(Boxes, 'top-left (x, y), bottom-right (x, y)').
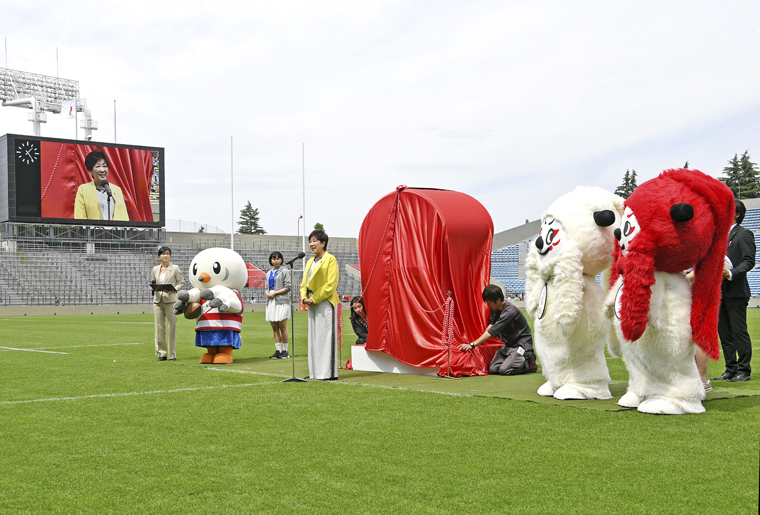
top-left (174, 248), bottom-right (248, 364)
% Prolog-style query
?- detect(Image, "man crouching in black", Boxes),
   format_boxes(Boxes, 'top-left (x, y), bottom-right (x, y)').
top-left (459, 285), bottom-right (537, 376)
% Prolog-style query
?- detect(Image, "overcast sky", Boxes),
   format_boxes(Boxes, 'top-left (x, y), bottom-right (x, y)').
top-left (3, 1), bottom-right (760, 239)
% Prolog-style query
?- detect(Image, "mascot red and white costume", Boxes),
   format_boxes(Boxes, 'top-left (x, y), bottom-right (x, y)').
top-left (526, 186), bottom-right (624, 400)
top-left (607, 168), bottom-right (734, 414)
top-left (174, 248), bottom-right (248, 364)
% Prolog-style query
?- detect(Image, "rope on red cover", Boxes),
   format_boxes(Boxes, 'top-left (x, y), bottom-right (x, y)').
top-left (337, 302), bottom-right (344, 350)
top-left (357, 185), bottom-right (405, 296)
top-left (336, 301), bottom-right (345, 367)
top-left (440, 295), bottom-right (455, 349)
top-left (439, 294), bottom-right (457, 378)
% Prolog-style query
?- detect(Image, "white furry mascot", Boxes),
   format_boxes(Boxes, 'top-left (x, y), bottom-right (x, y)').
top-left (174, 248), bottom-right (248, 364)
top-left (526, 186), bottom-right (624, 400)
top-left (606, 169), bottom-right (734, 414)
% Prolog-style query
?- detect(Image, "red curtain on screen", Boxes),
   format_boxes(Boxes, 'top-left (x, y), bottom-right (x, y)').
top-left (39, 142), bottom-right (154, 222)
top-left (358, 187), bottom-right (501, 377)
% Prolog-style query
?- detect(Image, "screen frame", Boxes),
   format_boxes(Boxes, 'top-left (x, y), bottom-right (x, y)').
top-left (2, 133), bottom-right (165, 228)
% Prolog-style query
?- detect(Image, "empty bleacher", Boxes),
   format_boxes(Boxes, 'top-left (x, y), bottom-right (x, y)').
top-left (490, 206), bottom-right (760, 298)
top-left (0, 242), bottom-right (363, 307)
top-left (6, 202), bottom-right (760, 307)
top-left (490, 243), bottom-right (528, 296)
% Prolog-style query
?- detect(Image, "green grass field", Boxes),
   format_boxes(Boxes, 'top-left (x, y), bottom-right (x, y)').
top-left (1, 310), bottom-right (758, 514)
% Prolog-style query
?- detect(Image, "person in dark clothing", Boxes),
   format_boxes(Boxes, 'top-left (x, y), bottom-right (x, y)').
top-left (350, 296), bottom-right (368, 345)
top-left (713, 199), bottom-right (756, 382)
top-left (458, 284), bottom-right (536, 375)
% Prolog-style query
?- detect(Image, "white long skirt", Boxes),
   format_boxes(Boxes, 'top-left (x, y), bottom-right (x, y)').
top-left (307, 301), bottom-right (338, 380)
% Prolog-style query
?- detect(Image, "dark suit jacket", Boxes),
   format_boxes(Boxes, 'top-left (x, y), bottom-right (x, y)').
top-left (722, 224), bottom-right (756, 299)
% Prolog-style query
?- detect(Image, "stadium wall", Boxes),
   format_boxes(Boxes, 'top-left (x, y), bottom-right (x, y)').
top-left (0, 303), bottom-right (283, 317)
top-left (162, 232), bottom-right (358, 252)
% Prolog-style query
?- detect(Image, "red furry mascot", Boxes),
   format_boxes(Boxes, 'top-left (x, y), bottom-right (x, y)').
top-left (607, 168), bottom-right (734, 414)
top-left (610, 168), bottom-right (734, 360)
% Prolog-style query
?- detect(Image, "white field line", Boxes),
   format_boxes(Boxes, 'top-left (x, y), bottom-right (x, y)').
top-left (1, 381), bottom-right (283, 405)
top-left (205, 367), bottom-right (476, 398)
top-left (0, 342), bottom-right (146, 352)
top-left (205, 367), bottom-right (291, 379)
top-left (0, 346), bottom-right (68, 354)
top-left (33, 342), bottom-right (146, 350)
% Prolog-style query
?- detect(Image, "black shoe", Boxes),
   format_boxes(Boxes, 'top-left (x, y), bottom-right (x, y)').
top-left (169, 358), bottom-right (176, 361)
top-left (269, 351), bottom-right (281, 359)
top-left (711, 371), bottom-right (734, 380)
top-left (157, 356), bottom-right (167, 361)
top-left (279, 351), bottom-right (290, 359)
top-left (728, 373), bottom-right (750, 382)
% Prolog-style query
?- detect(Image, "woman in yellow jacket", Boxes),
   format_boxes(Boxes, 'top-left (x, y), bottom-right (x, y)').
top-left (300, 229), bottom-right (340, 380)
top-left (74, 150), bottom-right (129, 221)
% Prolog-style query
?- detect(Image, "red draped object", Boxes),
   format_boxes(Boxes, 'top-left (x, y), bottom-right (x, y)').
top-left (358, 187), bottom-right (501, 377)
top-left (40, 142), bottom-right (154, 222)
top-left (246, 263), bottom-right (266, 288)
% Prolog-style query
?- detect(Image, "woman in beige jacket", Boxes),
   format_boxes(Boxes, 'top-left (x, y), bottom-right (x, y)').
top-left (151, 246), bottom-right (185, 361)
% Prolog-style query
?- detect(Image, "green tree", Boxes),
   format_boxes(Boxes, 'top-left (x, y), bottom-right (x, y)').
top-left (237, 201), bottom-right (267, 234)
top-left (313, 222), bottom-right (325, 231)
top-left (198, 226), bottom-right (205, 233)
top-left (721, 151), bottom-right (760, 199)
top-left (614, 169), bottom-right (638, 198)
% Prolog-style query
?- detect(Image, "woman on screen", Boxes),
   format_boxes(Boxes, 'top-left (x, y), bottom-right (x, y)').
top-left (74, 150), bottom-right (129, 220)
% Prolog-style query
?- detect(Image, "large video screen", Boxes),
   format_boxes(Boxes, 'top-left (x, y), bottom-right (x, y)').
top-left (1, 134), bottom-right (164, 227)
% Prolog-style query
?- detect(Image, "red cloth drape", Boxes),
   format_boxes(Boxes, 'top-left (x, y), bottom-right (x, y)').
top-left (40, 142), bottom-right (154, 222)
top-left (246, 263), bottom-right (266, 288)
top-left (358, 187), bottom-right (501, 377)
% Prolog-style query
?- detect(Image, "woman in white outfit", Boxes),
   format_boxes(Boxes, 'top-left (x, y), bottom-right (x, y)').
top-left (265, 251), bottom-right (292, 359)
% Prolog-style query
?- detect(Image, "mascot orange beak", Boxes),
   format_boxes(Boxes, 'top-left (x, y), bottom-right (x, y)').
top-left (198, 272), bottom-right (211, 283)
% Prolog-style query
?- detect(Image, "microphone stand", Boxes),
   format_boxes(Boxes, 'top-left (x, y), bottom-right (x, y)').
top-left (283, 259), bottom-right (307, 382)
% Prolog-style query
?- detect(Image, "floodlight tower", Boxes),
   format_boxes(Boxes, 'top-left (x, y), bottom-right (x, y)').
top-left (0, 67), bottom-right (98, 139)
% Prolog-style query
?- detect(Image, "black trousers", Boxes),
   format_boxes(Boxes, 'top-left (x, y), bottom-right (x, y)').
top-left (718, 297), bottom-right (752, 376)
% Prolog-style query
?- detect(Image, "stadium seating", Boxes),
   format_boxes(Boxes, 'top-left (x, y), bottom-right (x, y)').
top-left (490, 212), bottom-right (760, 298)
top-left (4, 205), bottom-right (760, 307)
top-left (0, 243), bottom-right (363, 307)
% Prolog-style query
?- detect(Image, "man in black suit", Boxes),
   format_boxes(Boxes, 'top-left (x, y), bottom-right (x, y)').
top-left (714, 199), bottom-right (756, 382)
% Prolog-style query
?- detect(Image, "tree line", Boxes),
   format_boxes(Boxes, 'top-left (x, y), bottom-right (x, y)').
top-left (614, 151), bottom-right (759, 199)
top-left (235, 200), bottom-right (324, 235)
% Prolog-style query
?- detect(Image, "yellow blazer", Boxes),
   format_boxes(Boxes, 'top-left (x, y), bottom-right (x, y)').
top-left (74, 181), bottom-right (129, 220)
top-left (151, 264), bottom-right (185, 304)
top-left (300, 251), bottom-right (340, 307)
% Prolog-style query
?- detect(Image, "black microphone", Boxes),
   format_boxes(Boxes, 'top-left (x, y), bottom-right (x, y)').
top-left (101, 180), bottom-right (113, 198)
top-left (286, 252), bottom-right (306, 266)
top-left (151, 279), bottom-right (156, 296)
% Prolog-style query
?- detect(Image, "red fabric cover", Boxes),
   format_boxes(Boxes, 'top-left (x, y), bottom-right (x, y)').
top-left (39, 142), bottom-right (154, 222)
top-left (246, 263), bottom-right (266, 288)
top-left (358, 187), bottom-right (499, 377)
top-left (609, 169), bottom-right (734, 360)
